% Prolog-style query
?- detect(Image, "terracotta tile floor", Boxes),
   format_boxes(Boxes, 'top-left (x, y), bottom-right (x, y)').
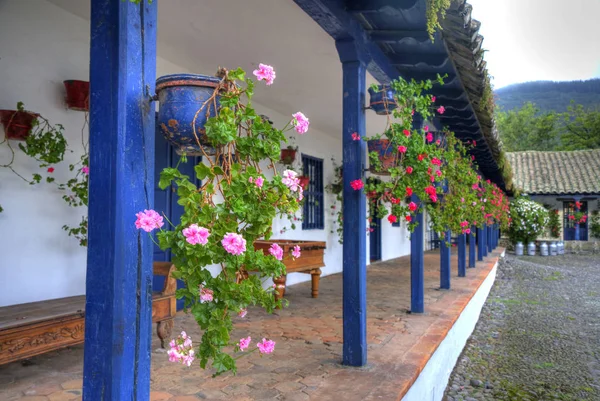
top-left (0, 249), bottom-right (503, 401)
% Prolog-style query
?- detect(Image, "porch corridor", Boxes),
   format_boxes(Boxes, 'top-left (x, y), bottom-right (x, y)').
top-left (0, 249), bottom-right (504, 401)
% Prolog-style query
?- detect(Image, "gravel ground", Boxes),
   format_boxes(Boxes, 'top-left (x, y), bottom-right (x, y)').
top-left (444, 253), bottom-right (600, 401)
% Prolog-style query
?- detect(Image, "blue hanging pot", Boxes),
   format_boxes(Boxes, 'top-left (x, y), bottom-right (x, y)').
top-left (156, 74), bottom-right (221, 155)
top-left (368, 85), bottom-right (397, 115)
top-left (367, 139), bottom-right (397, 175)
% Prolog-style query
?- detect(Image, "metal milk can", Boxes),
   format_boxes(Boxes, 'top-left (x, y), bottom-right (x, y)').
top-left (515, 241), bottom-right (524, 256)
top-left (540, 241), bottom-right (549, 256)
top-left (527, 241), bottom-right (536, 256)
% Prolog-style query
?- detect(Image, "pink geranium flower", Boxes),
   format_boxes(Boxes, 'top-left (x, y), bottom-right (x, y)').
top-left (408, 202), bottom-right (417, 212)
top-left (426, 132), bottom-right (434, 143)
top-left (238, 308), bottom-right (247, 318)
top-left (239, 336), bottom-right (252, 351)
top-left (257, 338), bottom-right (276, 354)
top-left (182, 224), bottom-right (210, 245)
top-left (291, 245), bottom-right (301, 259)
top-left (255, 176), bottom-right (264, 188)
top-left (398, 145), bottom-right (407, 153)
top-left (431, 96), bottom-right (436, 103)
top-left (350, 179), bottom-right (364, 191)
top-left (253, 63), bottom-right (276, 85)
top-left (352, 132), bottom-right (361, 141)
top-left (406, 166), bottom-right (413, 174)
top-left (292, 112), bottom-right (310, 134)
top-left (82, 166), bottom-right (90, 175)
top-left (269, 243), bottom-right (284, 261)
top-left (221, 232), bottom-right (246, 255)
top-left (135, 209), bottom-right (164, 232)
top-left (437, 106), bottom-right (445, 114)
top-left (282, 169), bottom-right (300, 192)
top-left (199, 286), bottom-right (214, 302)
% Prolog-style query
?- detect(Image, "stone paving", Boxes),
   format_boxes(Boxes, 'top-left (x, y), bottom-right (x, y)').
top-left (0, 249), bottom-right (502, 401)
top-left (444, 252), bottom-right (600, 401)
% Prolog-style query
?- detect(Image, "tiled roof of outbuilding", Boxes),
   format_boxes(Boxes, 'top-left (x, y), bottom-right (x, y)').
top-left (506, 150), bottom-right (600, 195)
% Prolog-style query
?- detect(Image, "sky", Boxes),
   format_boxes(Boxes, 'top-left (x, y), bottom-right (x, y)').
top-left (467, 0), bottom-right (600, 89)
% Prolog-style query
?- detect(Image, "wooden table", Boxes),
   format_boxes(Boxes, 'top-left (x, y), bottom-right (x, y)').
top-left (253, 240), bottom-right (326, 300)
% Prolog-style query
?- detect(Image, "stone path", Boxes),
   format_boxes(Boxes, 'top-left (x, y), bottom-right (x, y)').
top-left (445, 253), bottom-right (600, 401)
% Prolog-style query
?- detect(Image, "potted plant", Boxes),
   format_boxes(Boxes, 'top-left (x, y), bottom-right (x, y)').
top-left (280, 145), bottom-right (298, 165)
top-left (508, 197), bottom-right (549, 246)
top-left (64, 80), bottom-right (90, 111)
top-left (1, 102), bottom-right (67, 185)
top-left (368, 85), bottom-right (397, 115)
top-left (155, 72), bottom-right (223, 156)
top-left (0, 107), bottom-right (39, 140)
top-left (137, 64), bottom-right (310, 375)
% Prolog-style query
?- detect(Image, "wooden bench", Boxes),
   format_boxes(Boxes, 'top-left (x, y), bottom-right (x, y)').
top-left (0, 262), bottom-right (177, 365)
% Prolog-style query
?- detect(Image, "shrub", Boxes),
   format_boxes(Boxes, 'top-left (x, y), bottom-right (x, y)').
top-left (508, 198), bottom-right (549, 244)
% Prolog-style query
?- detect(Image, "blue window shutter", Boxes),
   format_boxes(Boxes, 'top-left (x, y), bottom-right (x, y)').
top-left (302, 154), bottom-right (324, 230)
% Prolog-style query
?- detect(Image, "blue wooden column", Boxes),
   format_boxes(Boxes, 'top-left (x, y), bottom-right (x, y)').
top-left (482, 225), bottom-right (488, 257)
top-left (409, 113), bottom-right (425, 313)
top-left (410, 195), bottom-right (425, 313)
top-left (458, 234), bottom-right (466, 277)
top-left (487, 225), bottom-right (493, 253)
top-left (477, 226), bottom-right (484, 260)
top-left (469, 226), bottom-right (476, 267)
top-left (440, 230), bottom-right (451, 289)
top-left (336, 39), bottom-right (368, 367)
top-left (83, 1), bottom-right (156, 400)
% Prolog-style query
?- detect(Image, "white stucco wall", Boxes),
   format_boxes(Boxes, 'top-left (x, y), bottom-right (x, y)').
top-left (0, 0), bottom-right (411, 306)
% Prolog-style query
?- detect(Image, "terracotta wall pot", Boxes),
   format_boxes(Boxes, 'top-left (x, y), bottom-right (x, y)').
top-left (367, 139), bottom-right (396, 175)
top-left (298, 176), bottom-right (310, 190)
top-left (156, 74), bottom-right (221, 156)
top-left (280, 148), bottom-right (297, 164)
top-left (63, 80), bottom-right (90, 111)
top-left (0, 110), bottom-right (38, 140)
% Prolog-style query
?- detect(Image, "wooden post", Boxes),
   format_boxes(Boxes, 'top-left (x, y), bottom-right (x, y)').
top-left (458, 234), bottom-right (466, 277)
top-left (482, 225), bottom-right (488, 257)
top-left (336, 39), bottom-right (367, 367)
top-left (83, 1), bottom-right (156, 399)
top-left (477, 226), bottom-right (484, 261)
top-left (410, 195), bottom-right (425, 313)
top-left (487, 225), bottom-right (493, 253)
top-left (440, 230), bottom-right (451, 289)
top-left (410, 114), bottom-right (425, 313)
top-left (469, 226), bottom-right (476, 267)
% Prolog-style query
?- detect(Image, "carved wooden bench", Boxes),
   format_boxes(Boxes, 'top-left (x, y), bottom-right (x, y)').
top-left (0, 262), bottom-right (177, 365)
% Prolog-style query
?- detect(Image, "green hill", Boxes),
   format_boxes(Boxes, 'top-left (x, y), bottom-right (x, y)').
top-left (495, 79), bottom-right (600, 112)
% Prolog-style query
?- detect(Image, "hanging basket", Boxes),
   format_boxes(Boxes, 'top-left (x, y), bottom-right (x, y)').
top-left (63, 80), bottom-right (90, 111)
top-left (367, 139), bottom-right (397, 175)
top-left (368, 85), bottom-right (397, 115)
top-left (156, 74), bottom-right (221, 156)
top-left (0, 109), bottom-right (39, 140)
top-left (280, 148), bottom-right (297, 165)
top-left (298, 176), bottom-right (310, 190)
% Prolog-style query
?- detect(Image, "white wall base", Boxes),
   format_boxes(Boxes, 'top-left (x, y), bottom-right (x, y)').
top-left (401, 255), bottom-right (501, 401)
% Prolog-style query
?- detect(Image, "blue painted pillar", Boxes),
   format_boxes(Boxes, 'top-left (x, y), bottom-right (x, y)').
top-left (336, 39), bottom-right (367, 367)
top-left (458, 234), bottom-right (466, 277)
top-left (410, 195), bottom-right (424, 313)
top-left (83, 1), bottom-right (156, 400)
top-left (440, 230), bottom-right (451, 289)
top-left (410, 113), bottom-right (425, 313)
top-left (476, 227), bottom-right (483, 261)
top-left (487, 225), bottom-right (493, 253)
top-left (469, 226), bottom-right (476, 267)
top-left (482, 225), bottom-right (488, 257)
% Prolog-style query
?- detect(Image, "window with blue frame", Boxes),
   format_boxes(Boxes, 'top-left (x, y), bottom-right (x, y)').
top-left (302, 154), bottom-right (324, 230)
top-left (392, 220), bottom-right (400, 227)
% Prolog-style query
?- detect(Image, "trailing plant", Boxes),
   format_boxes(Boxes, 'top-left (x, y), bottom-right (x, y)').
top-left (508, 197), bottom-right (549, 244)
top-left (59, 149), bottom-right (89, 247)
top-left (1, 102), bottom-right (67, 185)
top-left (136, 65), bottom-right (309, 375)
top-left (426, 0), bottom-right (452, 40)
top-left (567, 201), bottom-right (588, 225)
top-left (325, 157), bottom-right (343, 242)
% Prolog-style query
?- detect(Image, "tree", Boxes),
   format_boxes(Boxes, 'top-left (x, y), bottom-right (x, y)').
top-left (560, 104), bottom-right (600, 150)
top-left (496, 102), bottom-right (561, 151)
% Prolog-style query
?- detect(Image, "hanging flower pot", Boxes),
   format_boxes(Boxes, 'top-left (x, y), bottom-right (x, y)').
top-left (298, 176), bottom-right (310, 190)
top-left (368, 85), bottom-right (397, 115)
top-left (0, 109), bottom-right (39, 140)
top-left (280, 148), bottom-right (297, 165)
top-left (63, 80), bottom-right (90, 111)
top-left (156, 74), bottom-right (221, 156)
top-left (367, 139), bottom-right (397, 175)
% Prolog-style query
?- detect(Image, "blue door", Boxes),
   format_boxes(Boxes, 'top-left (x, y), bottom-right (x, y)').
top-left (563, 201), bottom-right (588, 241)
top-left (153, 119), bottom-right (201, 309)
top-left (369, 216), bottom-right (382, 262)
